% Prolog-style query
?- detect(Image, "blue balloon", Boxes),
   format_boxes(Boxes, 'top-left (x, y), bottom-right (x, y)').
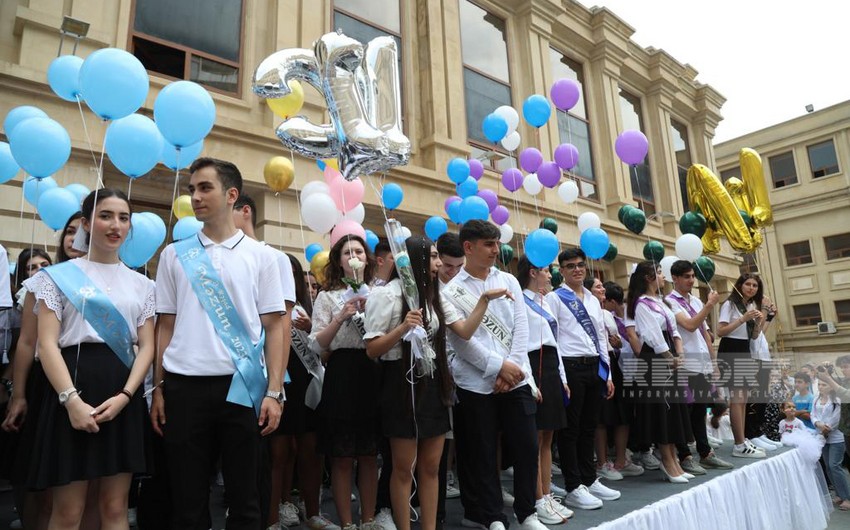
top-left (447, 201), bottom-right (463, 224)
top-left (8, 117), bottom-right (71, 178)
top-left (161, 139), bottom-right (204, 171)
top-left (154, 81), bottom-right (216, 147)
top-left (37, 188), bottom-right (79, 230)
top-left (0, 142), bottom-right (20, 184)
top-left (120, 213), bottom-right (166, 268)
top-left (137, 211), bottom-right (166, 243)
top-left (47, 55), bottom-right (84, 102)
top-left (424, 216), bottom-right (448, 241)
top-left (456, 176), bottom-right (479, 199)
top-left (305, 243), bottom-right (323, 263)
top-left (580, 227), bottom-right (610, 260)
top-left (447, 158), bottom-right (471, 184)
top-left (172, 216), bottom-right (203, 241)
top-left (525, 228), bottom-right (560, 267)
top-left (382, 183), bottom-right (404, 210)
top-left (522, 95), bottom-right (552, 128)
top-left (23, 176), bottom-right (58, 206)
top-left (65, 183), bottom-right (90, 204)
top-left (365, 229), bottom-right (380, 253)
top-left (459, 196), bottom-right (490, 224)
top-left (482, 113), bottom-right (509, 143)
top-left (3, 106), bottom-right (48, 136)
top-left (105, 114), bottom-right (164, 178)
top-left (79, 48), bottom-right (149, 120)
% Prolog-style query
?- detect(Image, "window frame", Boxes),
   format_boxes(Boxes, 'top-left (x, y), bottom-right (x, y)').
top-left (782, 240), bottom-right (813, 267)
top-left (824, 232), bottom-right (850, 261)
top-left (128, 0), bottom-right (246, 97)
top-left (835, 300), bottom-right (850, 324)
top-left (793, 303), bottom-right (822, 327)
top-left (807, 139), bottom-right (840, 179)
top-left (767, 151), bottom-right (798, 189)
top-left (618, 88), bottom-right (655, 215)
top-left (670, 118), bottom-right (693, 212)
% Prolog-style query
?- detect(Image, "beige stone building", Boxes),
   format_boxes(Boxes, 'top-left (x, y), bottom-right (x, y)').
top-left (715, 101), bottom-right (850, 365)
top-left (0, 0), bottom-right (739, 288)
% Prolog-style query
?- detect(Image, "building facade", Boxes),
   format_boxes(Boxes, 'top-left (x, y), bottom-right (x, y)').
top-left (1, 0), bottom-right (737, 288)
top-left (715, 100), bottom-right (850, 365)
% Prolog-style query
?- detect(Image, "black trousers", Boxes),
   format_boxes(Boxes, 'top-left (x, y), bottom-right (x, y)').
top-left (557, 359), bottom-right (602, 492)
top-left (163, 373), bottom-right (262, 530)
top-left (454, 385), bottom-right (538, 526)
top-left (676, 372), bottom-right (713, 460)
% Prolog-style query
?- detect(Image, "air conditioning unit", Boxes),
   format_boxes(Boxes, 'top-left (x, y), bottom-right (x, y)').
top-left (818, 321), bottom-right (837, 335)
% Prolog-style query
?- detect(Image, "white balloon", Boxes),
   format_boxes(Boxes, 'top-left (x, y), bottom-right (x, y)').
top-left (500, 131), bottom-right (521, 151)
top-left (300, 181), bottom-right (330, 200)
top-left (400, 226), bottom-right (412, 239)
top-left (675, 234), bottom-right (703, 261)
top-left (523, 173), bottom-right (543, 196)
top-left (340, 203), bottom-right (365, 224)
top-left (577, 212), bottom-right (601, 233)
top-left (557, 180), bottom-right (579, 204)
top-left (499, 223), bottom-right (513, 244)
top-left (301, 193), bottom-right (339, 234)
top-left (659, 255), bottom-right (679, 283)
top-left (494, 105), bottom-right (520, 133)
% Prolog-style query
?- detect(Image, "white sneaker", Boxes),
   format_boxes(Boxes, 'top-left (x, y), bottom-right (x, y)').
top-left (549, 482), bottom-right (566, 499)
top-left (616, 460), bottom-right (645, 477)
top-left (279, 502), bottom-right (300, 527)
top-left (563, 484), bottom-right (603, 510)
top-left (596, 461), bottom-right (623, 481)
top-left (732, 441), bottom-right (766, 459)
top-left (637, 451), bottom-right (660, 470)
top-left (519, 513), bottom-right (548, 530)
top-left (707, 434), bottom-right (723, 447)
top-left (489, 522), bottom-right (506, 530)
top-left (502, 488), bottom-right (515, 506)
top-left (535, 498), bottom-right (566, 525)
top-left (551, 463), bottom-right (562, 476)
top-left (128, 507), bottom-right (137, 527)
top-left (749, 437), bottom-right (777, 452)
top-left (374, 508), bottom-right (397, 530)
top-left (588, 478), bottom-right (621, 500)
top-left (446, 471), bottom-right (460, 499)
top-left (305, 515), bottom-right (341, 530)
top-left (757, 435), bottom-right (783, 449)
top-left (546, 494), bottom-right (574, 519)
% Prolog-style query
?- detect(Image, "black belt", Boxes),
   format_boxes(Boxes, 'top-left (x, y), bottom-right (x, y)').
top-left (563, 355), bottom-right (599, 365)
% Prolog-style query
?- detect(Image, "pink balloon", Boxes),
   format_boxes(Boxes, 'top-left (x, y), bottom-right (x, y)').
top-left (491, 205), bottom-right (510, 225)
top-left (324, 166), bottom-right (341, 183)
top-left (468, 158), bottom-right (484, 180)
top-left (537, 161), bottom-right (561, 188)
top-left (330, 219), bottom-right (366, 247)
top-left (328, 175), bottom-right (364, 213)
top-left (477, 189), bottom-right (499, 212)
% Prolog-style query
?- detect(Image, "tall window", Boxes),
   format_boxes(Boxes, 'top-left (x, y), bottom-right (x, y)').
top-left (333, 0), bottom-right (402, 94)
top-left (460, 0), bottom-right (511, 170)
top-left (768, 151), bottom-right (798, 188)
top-left (739, 253), bottom-right (759, 275)
top-left (131, 0), bottom-right (243, 94)
top-left (619, 89), bottom-right (654, 215)
top-left (670, 120), bottom-right (692, 212)
top-left (807, 139), bottom-right (840, 178)
top-left (550, 49), bottom-right (596, 200)
top-left (793, 303), bottom-right (822, 327)
top-left (835, 300), bottom-right (850, 323)
top-left (783, 241), bottom-right (812, 266)
top-left (824, 232), bottom-right (850, 260)
top-left (720, 167), bottom-right (740, 182)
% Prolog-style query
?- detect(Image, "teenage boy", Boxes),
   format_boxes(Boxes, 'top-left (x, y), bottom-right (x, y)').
top-left (372, 239), bottom-right (395, 287)
top-left (665, 260), bottom-right (733, 472)
top-left (547, 248), bottom-right (619, 510)
top-left (151, 158), bottom-right (287, 530)
top-left (444, 220), bottom-right (544, 530)
top-left (436, 233), bottom-right (465, 288)
top-left (792, 372), bottom-right (815, 430)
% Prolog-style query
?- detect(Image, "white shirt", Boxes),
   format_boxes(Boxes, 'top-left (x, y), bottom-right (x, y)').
top-left (611, 312), bottom-right (636, 369)
top-left (545, 285), bottom-right (610, 379)
top-left (156, 230), bottom-right (286, 376)
top-left (0, 245), bottom-right (11, 308)
top-left (718, 300), bottom-right (752, 340)
top-left (601, 310), bottom-right (618, 353)
top-left (445, 267), bottom-right (530, 395)
top-left (30, 259), bottom-right (155, 348)
top-left (634, 295), bottom-right (681, 355)
top-left (522, 289), bottom-right (567, 385)
top-left (778, 417), bottom-right (805, 437)
top-left (811, 396), bottom-right (844, 443)
top-left (310, 288), bottom-right (370, 353)
top-left (265, 244), bottom-right (296, 304)
top-left (665, 292), bottom-right (712, 375)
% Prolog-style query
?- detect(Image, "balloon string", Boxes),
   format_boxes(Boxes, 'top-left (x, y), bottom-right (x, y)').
top-left (289, 149), bottom-right (307, 254)
top-left (166, 151), bottom-right (181, 243)
top-left (75, 95), bottom-right (102, 181)
top-left (95, 124), bottom-right (107, 189)
top-left (127, 177), bottom-right (133, 200)
top-left (18, 180), bottom-right (26, 232)
top-left (276, 193), bottom-right (284, 252)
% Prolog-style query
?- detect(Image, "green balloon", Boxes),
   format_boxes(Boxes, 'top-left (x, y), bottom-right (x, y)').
top-left (693, 256), bottom-right (715, 283)
top-left (499, 244), bottom-right (514, 265)
top-left (679, 211), bottom-right (707, 238)
top-left (540, 217), bottom-right (558, 234)
top-left (549, 264), bottom-right (563, 288)
top-left (738, 209), bottom-right (754, 228)
top-left (602, 243), bottom-right (618, 262)
top-left (617, 205), bottom-right (636, 223)
top-left (623, 208), bottom-right (646, 235)
top-left (643, 240), bottom-right (665, 262)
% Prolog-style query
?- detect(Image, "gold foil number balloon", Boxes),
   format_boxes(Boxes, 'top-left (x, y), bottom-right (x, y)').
top-left (740, 148), bottom-right (773, 228)
top-left (173, 194), bottom-right (194, 219)
top-left (263, 156), bottom-right (295, 192)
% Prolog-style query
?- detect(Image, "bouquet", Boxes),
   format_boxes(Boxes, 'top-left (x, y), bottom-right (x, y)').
top-left (341, 257), bottom-right (369, 304)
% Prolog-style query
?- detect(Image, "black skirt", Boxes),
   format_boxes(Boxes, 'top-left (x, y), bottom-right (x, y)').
top-left (599, 350), bottom-right (632, 427)
top-left (318, 347), bottom-right (380, 457)
top-left (275, 346), bottom-right (318, 436)
top-left (28, 343), bottom-right (150, 489)
top-left (9, 361), bottom-right (50, 486)
top-left (717, 337), bottom-right (753, 389)
top-left (630, 341), bottom-right (690, 446)
top-left (380, 359), bottom-right (450, 439)
top-left (527, 346), bottom-right (568, 431)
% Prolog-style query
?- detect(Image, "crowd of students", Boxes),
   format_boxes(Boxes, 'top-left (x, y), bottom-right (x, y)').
top-left (0, 156), bottom-right (834, 530)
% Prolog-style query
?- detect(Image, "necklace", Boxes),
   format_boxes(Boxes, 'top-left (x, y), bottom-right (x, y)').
top-left (88, 260), bottom-right (122, 293)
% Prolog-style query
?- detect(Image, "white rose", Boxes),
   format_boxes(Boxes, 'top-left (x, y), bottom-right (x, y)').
top-left (348, 257), bottom-right (364, 270)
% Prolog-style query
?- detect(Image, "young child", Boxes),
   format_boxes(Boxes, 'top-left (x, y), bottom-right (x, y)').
top-left (811, 380), bottom-right (850, 510)
top-left (792, 372), bottom-right (815, 429)
top-left (778, 402), bottom-right (805, 444)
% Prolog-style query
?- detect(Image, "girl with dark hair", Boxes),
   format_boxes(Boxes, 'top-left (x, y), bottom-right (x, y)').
top-left (309, 235), bottom-right (380, 530)
top-left (269, 254), bottom-right (332, 530)
top-left (26, 189), bottom-right (154, 530)
top-left (627, 262), bottom-right (690, 483)
top-left (55, 212), bottom-right (85, 265)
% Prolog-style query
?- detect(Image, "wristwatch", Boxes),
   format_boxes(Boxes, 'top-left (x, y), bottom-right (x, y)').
top-left (58, 387), bottom-right (80, 406)
top-left (265, 390), bottom-right (285, 405)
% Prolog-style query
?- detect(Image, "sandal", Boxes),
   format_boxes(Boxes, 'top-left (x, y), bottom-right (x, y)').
top-left (839, 500), bottom-right (850, 511)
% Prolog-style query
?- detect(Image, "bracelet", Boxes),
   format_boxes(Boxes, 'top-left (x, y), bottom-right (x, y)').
top-left (116, 389), bottom-right (133, 401)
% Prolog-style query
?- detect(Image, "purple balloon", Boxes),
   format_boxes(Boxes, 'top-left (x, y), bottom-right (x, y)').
top-left (519, 148), bottom-right (543, 173)
top-left (554, 143), bottom-right (579, 171)
top-left (615, 130), bottom-right (649, 165)
top-left (444, 195), bottom-right (461, 214)
top-left (550, 79), bottom-right (580, 111)
top-left (468, 158), bottom-right (484, 180)
top-left (501, 168), bottom-right (523, 192)
top-left (491, 205), bottom-right (510, 226)
top-left (537, 161), bottom-right (561, 188)
top-left (477, 189), bottom-right (499, 212)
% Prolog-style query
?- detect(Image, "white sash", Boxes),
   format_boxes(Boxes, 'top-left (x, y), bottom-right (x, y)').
top-left (444, 283), bottom-right (512, 351)
top-left (290, 324), bottom-right (325, 409)
top-left (332, 291), bottom-right (367, 339)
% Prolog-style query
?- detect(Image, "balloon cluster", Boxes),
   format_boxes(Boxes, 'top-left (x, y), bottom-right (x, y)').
top-left (299, 163), bottom-right (368, 242)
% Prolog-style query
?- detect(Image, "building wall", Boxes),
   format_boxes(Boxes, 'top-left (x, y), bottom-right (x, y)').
top-left (0, 0), bottom-right (737, 290)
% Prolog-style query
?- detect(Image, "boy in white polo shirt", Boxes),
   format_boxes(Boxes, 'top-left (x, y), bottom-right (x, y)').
top-left (151, 158), bottom-right (286, 530)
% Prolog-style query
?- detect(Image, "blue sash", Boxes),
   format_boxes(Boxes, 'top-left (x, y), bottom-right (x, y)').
top-left (553, 287), bottom-right (609, 381)
top-left (44, 262), bottom-right (135, 369)
top-left (523, 294), bottom-right (558, 339)
top-left (175, 236), bottom-right (267, 416)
